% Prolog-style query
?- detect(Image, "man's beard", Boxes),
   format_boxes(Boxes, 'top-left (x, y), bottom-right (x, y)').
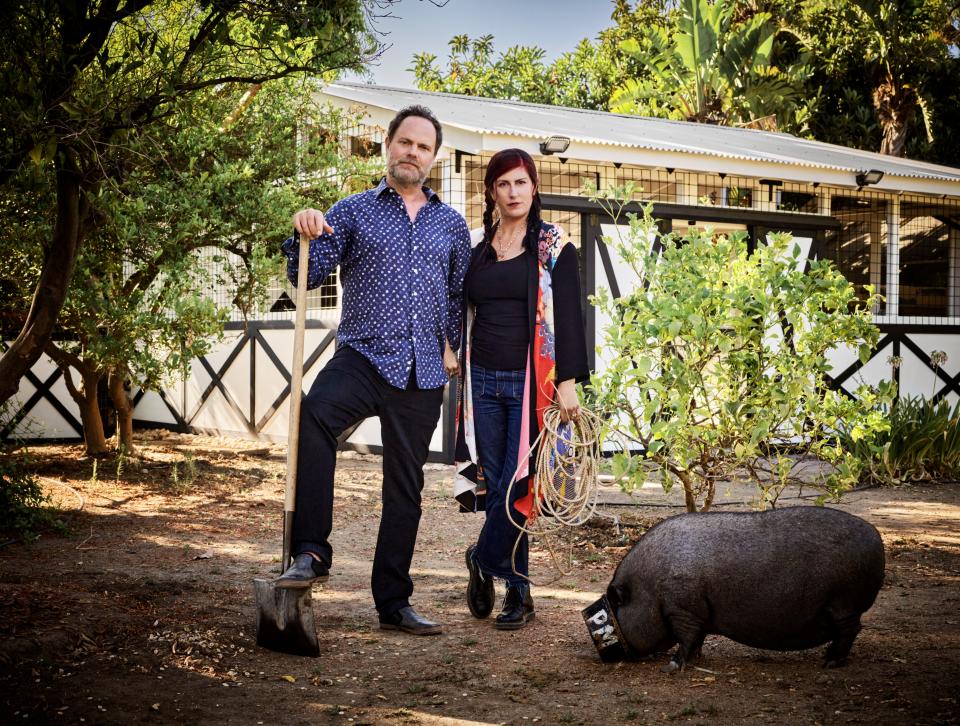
top-left (388, 159), bottom-right (426, 186)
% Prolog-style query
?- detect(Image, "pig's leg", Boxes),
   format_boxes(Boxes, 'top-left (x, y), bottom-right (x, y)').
top-left (823, 611), bottom-right (862, 668)
top-left (661, 611), bottom-right (706, 673)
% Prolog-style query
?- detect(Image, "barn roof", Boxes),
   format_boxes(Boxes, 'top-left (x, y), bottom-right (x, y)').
top-left (322, 82), bottom-right (960, 192)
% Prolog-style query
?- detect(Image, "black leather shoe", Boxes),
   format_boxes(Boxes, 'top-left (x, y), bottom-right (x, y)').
top-left (495, 585), bottom-right (534, 630)
top-left (275, 553), bottom-right (329, 589)
top-left (465, 545), bottom-right (494, 618)
top-left (379, 606), bottom-right (442, 635)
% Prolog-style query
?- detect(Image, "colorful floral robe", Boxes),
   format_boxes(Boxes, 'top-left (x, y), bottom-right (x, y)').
top-left (453, 221), bottom-right (589, 517)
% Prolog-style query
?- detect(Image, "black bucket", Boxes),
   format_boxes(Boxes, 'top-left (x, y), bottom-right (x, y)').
top-left (582, 594), bottom-right (629, 662)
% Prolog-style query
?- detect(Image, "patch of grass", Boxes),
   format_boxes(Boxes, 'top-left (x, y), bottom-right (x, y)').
top-left (115, 445), bottom-right (129, 483)
top-left (168, 462), bottom-right (182, 492)
top-left (183, 451), bottom-right (198, 483)
top-left (166, 452), bottom-right (199, 493)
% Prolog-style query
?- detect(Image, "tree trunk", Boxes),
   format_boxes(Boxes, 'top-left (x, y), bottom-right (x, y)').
top-left (879, 123), bottom-right (908, 157)
top-left (108, 371), bottom-right (136, 455)
top-left (675, 469), bottom-right (701, 513)
top-left (874, 80), bottom-right (913, 157)
top-left (701, 476), bottom-right (716, 512)
top-left (77, 369), bottom-right (109, 457)
top-left (672, 468), bottom-right (715, 513)
top-left (46, 343), bottom-right (109, 457)
top-left (0, 150), bottom-right (85, 405)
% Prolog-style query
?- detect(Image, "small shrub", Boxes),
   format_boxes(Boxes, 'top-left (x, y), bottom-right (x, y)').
top-left (839, 395), bottom-right (960, 484)
top-left (0, 448), bottom-right (62, 541)
top-left (589, 185), bottom-right (893, 511)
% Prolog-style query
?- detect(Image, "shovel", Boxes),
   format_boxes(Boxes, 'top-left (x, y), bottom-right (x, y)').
top-left (254, 230), bottom-right (320, 657)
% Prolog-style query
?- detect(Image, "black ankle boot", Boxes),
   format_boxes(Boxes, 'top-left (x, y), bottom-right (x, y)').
top-left (465, 545), bottom-right (494, 618)
top-left (494, 585), bottom-right (534, 630)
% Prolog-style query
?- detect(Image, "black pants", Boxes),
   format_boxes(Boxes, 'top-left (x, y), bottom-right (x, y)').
top-left (291, 345), bottom-right (444, 616)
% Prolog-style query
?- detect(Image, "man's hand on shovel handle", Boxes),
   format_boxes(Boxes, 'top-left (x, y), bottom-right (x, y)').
top-left (293, 208), bottom-right (334, 240)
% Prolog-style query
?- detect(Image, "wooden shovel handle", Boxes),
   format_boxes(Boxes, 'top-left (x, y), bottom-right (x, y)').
top-left (282, 231), bottom-right (310, 569)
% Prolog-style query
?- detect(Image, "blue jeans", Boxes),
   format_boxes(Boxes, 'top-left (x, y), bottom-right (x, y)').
top-left (471, 363), bottom-right (528, 587)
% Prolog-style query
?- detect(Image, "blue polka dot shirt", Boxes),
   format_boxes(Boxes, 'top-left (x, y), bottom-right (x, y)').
top-left (282, 177), bottom-right (472, 390)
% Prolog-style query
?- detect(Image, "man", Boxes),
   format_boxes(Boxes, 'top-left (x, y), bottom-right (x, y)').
top-left (276, 105), bottom-right (471, 636)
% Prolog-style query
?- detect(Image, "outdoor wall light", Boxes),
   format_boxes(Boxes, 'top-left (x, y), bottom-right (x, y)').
top-left (540, 135), bottom-right (571, 155)
top-left (855, 169), bottom-right (884, 187)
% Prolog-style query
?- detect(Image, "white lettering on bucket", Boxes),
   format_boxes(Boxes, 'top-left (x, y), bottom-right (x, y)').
top-left (587, 609), bottom-right (609, 627)
top-left (593, 624), bottom-right (619, 647)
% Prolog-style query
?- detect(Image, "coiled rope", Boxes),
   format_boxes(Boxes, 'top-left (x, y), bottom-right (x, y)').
top-left (504, 403), bottom-right (604, 584)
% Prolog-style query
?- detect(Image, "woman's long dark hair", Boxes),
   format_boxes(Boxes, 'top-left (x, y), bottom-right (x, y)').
top-left (480, 149), bottom-right (543, 263)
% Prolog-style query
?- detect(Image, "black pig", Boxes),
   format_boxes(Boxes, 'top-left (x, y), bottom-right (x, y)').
top-left (600, 507), bottom-right (884, 671)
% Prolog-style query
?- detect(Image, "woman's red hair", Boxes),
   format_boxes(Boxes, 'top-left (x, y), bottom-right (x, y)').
top-left (482, 149), bottom-right (542, 249)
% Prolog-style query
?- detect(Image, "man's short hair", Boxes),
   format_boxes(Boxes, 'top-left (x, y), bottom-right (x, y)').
top-left (386, 105), bottom-right (443, 154)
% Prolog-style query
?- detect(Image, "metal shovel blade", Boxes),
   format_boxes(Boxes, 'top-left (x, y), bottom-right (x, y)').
top-left (253, 578), bottom-right (320, 657)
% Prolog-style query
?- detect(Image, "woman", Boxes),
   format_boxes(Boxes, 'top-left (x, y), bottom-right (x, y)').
top-left (453, 148), bottom-right (589, 630)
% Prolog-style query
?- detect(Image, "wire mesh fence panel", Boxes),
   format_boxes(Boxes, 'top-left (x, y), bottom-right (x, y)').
top-left (823, 195), bottom-right (889, 315)
top-left (897, 198), bottom-right (960, 321)
top-left (821, 191), bottom-right (960, 326)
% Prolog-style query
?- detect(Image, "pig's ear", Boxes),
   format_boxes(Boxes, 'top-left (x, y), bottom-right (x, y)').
top-left (606, 583), bottom-right (624, 609)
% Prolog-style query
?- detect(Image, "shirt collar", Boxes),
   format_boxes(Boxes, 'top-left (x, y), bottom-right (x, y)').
top-left (374, 176), bottom-right (441, 203)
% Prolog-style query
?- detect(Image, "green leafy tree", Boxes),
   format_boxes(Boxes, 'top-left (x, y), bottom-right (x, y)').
top-left (412, 34), bottom-right (553, 103)
top-left (6, 81), bottom-right (377, 455)
top-left (589, 185), bottom-right (893, 512)
top-left (0, 0), bottom-right (381, 407)
top-left (836, 0), bottom-right (941, 156)
top-left (548, 0), bottom-right (677, 109)
top-left (411, 1), bottom-right (674, 109)
top-left (610, 0), bottom-right (813, 132)
top-left (762, 0), bottom-right (960, 162)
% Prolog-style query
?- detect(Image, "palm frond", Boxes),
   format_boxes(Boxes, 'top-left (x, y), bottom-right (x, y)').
top-left (915, 91), bottom-right (935, 144)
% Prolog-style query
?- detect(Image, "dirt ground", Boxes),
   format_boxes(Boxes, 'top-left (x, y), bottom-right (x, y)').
top-left (1, 433), bottom-right (959, 726)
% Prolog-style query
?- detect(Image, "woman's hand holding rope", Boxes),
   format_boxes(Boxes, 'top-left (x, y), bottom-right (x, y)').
top-left (503, 402), bottom-right (604, 584)
top-left (555, 379), bottom-right (580, 422)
